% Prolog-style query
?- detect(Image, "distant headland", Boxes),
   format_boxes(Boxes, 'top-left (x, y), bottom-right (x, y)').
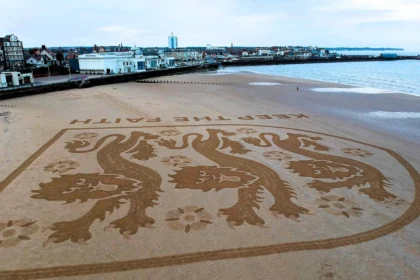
top-left (325, 47), bottom-right (404, 51)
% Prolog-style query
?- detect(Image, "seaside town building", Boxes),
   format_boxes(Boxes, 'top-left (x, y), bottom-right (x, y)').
top-left (168, 33), bottom-right (178, 49)
top-left (78, 51), bottom-right (146, 75)
top-left (0, 71), bottom-right (33, 87)
top-left (205, 44), bottom-right (226, 52)
top-left (73, 47), bottom-right (177, 73)
top-left (24, 45), bottom-right (57, 68)
top-left (142, 49), bottom-right (161, 70)
top-left (0, 34), bottom-right (25, 70)
top-left (66, 50), bottom-right (79, 60)
top-left (39, 45), bottom-right (55, 65)
top-left (164, 49), bottom-right (200, 65)
top-left (164, 57), bottom-right (176, 68)
top-left (0, 72), bottom-right (7, 87)
top-left (0, 49), bottom-right (4, 70)
top-left (145, 55), bottom-right (159, 70)
top-left (258, 50), bottom-right (271, 56)
top-left (25, 56), bottom-right (45, 67)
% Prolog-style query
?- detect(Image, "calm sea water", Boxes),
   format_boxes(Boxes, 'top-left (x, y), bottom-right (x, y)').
top-left (220, 54), bottom-right (420, 96)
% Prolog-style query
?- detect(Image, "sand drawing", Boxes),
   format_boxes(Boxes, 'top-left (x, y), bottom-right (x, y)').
top-left (243, 133), bottom-right (395, 201)
top-left (0, 219), bottom-right (38, 248)
top-left (158, 129), bottom-right (310, 227)
top-left (0, 124), bottom-right (418, 279)
top-left (30, 126), bottom-right (403, 241)
top-left (33, 131), bottom-right (163, 243)
top-left (165, 205), bottom-right (213, 233)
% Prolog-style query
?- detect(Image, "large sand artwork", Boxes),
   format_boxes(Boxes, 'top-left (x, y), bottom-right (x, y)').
top-left (0, 124), bottom-right (418, 279)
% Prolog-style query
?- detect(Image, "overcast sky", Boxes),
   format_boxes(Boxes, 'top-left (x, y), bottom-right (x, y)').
top-left (1, 0), bottom-right (419, 50)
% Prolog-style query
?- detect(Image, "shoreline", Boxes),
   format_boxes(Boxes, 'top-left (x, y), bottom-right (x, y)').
top-left (219, 69), bottom-right (420, 97)
top-left (147, 72), bottom-right (420, 145)
top-left (217, 60), bottom-right (420, 97)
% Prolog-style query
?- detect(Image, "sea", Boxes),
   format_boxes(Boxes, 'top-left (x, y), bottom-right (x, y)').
top-left (218, 51), bottom-right (420, 97)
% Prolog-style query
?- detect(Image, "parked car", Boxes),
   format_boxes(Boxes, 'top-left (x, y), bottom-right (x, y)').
top-left (68, 76), bottom-right (88, 81)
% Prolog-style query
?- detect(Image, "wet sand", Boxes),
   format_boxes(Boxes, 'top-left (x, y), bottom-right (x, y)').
top-left (0, 73), bottom-right (419, 279)
top-left (169, 72), bottom-right (420, 144)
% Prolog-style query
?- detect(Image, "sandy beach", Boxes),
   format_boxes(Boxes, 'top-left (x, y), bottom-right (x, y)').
top-left (0, 72), bottom-right (419, 279)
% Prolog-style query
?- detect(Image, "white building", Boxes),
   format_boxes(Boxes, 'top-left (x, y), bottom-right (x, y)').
top-left (164, 49), bottom-right (200, 63)
top-left (0, 73), bottom-right (7, 87)
top-left (0, 71), bottom-right (33, 87)
top-left (303, 53), bottom-right (313, 59)
top-left (164, 57), bottom-right (175, 68)
top-left (145, 56), bottom-right (160, 70)
top-left (131, 47), bottom-right (147, 71)
top-left (6, 72), bottom-right (20, 86)
top-left (26, 56), bottom-right (45, 67)
top-left (258, 50), bottom-right (271, 56)
top-left (21, 72), bottom-right (34, 84)
top-left (206, 44), bottom-right (225, 51)
top-left (168, 32), bottom-right (178, 49)
top-left (78, 51), bottom-right (146, 75)
top-left (40, 49), bottom-right (54, 65)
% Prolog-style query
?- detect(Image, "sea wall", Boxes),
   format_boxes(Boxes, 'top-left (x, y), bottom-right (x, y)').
top-left (221, 57), bottom-right (418, 67)
top-left (0, 64), bottom-right (218, 100)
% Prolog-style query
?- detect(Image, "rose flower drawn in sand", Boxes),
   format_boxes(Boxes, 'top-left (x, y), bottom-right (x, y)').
top-left (315, 195), bottom-right (363, 218)
top-left (341, 148), bottom-right (373, 158)
top-left (263, 151), bottom-right (294, 161)
top-left (161, 155), bottom-right (192, 167)
top-left (236, 128), bottom-right (258, 134)
top-left (43, 160), bottom-right (80, 174)
top-left (165, 206), bottom-right (212, 233)
top-left (0, 219), bottom-right (38, 248)
top-left (74, 132), bottom-right (98, 140)
top-left (159, 129), bottom-right (181, 137)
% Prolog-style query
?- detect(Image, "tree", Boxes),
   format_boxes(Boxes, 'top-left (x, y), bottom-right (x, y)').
top-left (29, 48), bottom-right (38, 55)
top-left (56, 52), bottom-right (64, 66)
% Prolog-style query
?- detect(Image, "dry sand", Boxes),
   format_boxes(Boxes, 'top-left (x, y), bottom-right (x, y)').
top-left (0, 73), bottom-right (419, 279)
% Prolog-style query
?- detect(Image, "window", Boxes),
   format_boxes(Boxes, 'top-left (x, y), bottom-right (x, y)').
top-left (137, 61), bottom-right (145, 70)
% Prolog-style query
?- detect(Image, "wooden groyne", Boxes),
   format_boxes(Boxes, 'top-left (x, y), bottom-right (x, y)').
top-left (0, 63), bottom-right (218, 100)
top-left (137, 80), bottom-right (247, 86)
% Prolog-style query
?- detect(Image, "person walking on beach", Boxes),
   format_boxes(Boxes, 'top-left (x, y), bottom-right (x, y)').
top-left (297, 86), bottom-right (299, 91)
